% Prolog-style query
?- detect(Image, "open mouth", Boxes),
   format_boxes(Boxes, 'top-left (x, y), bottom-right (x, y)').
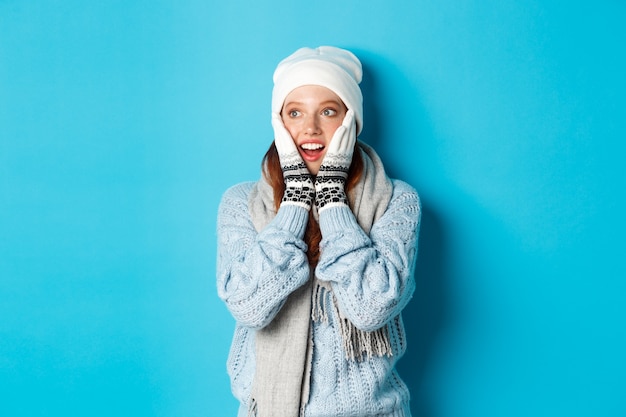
top-left (300, 142), bottom-right (325, 157)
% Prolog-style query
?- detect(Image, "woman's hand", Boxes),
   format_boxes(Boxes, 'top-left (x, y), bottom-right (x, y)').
top-left (272, 113), bottom-right (315, 210)
top-left (314, 109), bottom-right (357, 212)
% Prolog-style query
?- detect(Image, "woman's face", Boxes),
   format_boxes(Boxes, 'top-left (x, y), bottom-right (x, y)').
top-left (281, 85), bottom-right (348, 175)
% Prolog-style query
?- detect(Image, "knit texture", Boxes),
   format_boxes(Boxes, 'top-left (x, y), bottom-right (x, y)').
top-left (279, 150), bottom-right (316, 209)
top-left (217, 171), bottom-right (421, 416)
top-left (272, 112), bottom-right (315, 211)
top-left (248, 143), bottom-right (393, 417)
top-left (313, 110), bottom-right (357, 214)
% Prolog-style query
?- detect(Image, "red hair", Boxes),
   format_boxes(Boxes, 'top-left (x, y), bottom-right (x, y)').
top-left (262, 143), bottom-right (364, 266)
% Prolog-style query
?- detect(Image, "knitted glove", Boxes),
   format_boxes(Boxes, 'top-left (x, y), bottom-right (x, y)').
top-left (272, 113), bottom-right (315, 210)
top-left (314, 109), bottom-right (357, 213)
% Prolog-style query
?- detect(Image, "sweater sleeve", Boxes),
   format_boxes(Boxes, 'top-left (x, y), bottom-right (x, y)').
top-left (216, 183), bottom-right (311, 329)
top-left (316, 180), bottom-right (421, 331)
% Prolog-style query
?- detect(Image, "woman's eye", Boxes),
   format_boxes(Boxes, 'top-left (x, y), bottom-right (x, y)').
top-left (288, 110), bottom-right (301, 118)
top-left (322, 108), bottom-right (337, 116)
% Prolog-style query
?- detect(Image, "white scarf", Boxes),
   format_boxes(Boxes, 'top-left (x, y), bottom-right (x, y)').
top-left (247, 142), bottom-right (394, 417)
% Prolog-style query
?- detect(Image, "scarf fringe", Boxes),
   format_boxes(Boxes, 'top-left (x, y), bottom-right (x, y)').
top-left (312, 281), bottom-right (393, 362)
top-left (248, 398), bottom-right (257, 417)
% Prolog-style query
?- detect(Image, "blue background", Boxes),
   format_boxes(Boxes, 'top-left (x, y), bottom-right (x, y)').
top-left (1, 1), bottom-right (625, 416)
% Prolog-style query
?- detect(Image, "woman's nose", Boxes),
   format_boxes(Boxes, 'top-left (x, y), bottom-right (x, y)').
top-left (304, 115), bottom-right (321, 134)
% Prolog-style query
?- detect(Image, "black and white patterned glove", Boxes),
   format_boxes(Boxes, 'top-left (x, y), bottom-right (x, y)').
top-left (314, 109), bottom-right (357, 213)
top-left (272, 113), bottom-right (315, 210)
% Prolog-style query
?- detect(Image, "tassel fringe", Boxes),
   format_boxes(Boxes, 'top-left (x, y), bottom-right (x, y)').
top-left (247, 398), bottom-right (257, 417)
top-left (312, 281), bottom-right (393, 361)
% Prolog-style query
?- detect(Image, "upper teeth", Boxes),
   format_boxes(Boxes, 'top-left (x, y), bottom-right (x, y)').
top-left (301, 143), bottom-right (324, 150)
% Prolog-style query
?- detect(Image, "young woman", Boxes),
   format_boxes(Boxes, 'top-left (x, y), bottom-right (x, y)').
top-left (217, 46), bottom-right (421, 417)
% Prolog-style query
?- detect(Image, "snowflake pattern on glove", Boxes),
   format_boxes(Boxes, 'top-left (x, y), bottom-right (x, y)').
top-left (315, 160), bottom-right (350, 210)
top-left (280, 153), bottom-right (315, 209)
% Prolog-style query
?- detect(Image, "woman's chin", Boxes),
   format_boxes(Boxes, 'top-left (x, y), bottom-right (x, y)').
top-left (304, 162), bottom-right (321, 176)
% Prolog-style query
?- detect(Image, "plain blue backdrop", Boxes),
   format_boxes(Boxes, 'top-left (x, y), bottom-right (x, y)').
top-left (1, 1), bottom-right (625, 416)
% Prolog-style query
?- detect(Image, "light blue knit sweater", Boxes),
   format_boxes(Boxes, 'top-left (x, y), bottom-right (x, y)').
top-left (217, 179), bottom-right (421, 417)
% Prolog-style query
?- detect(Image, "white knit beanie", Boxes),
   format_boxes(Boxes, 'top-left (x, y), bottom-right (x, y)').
top-left (272, 46), bottom-right (364, 135)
